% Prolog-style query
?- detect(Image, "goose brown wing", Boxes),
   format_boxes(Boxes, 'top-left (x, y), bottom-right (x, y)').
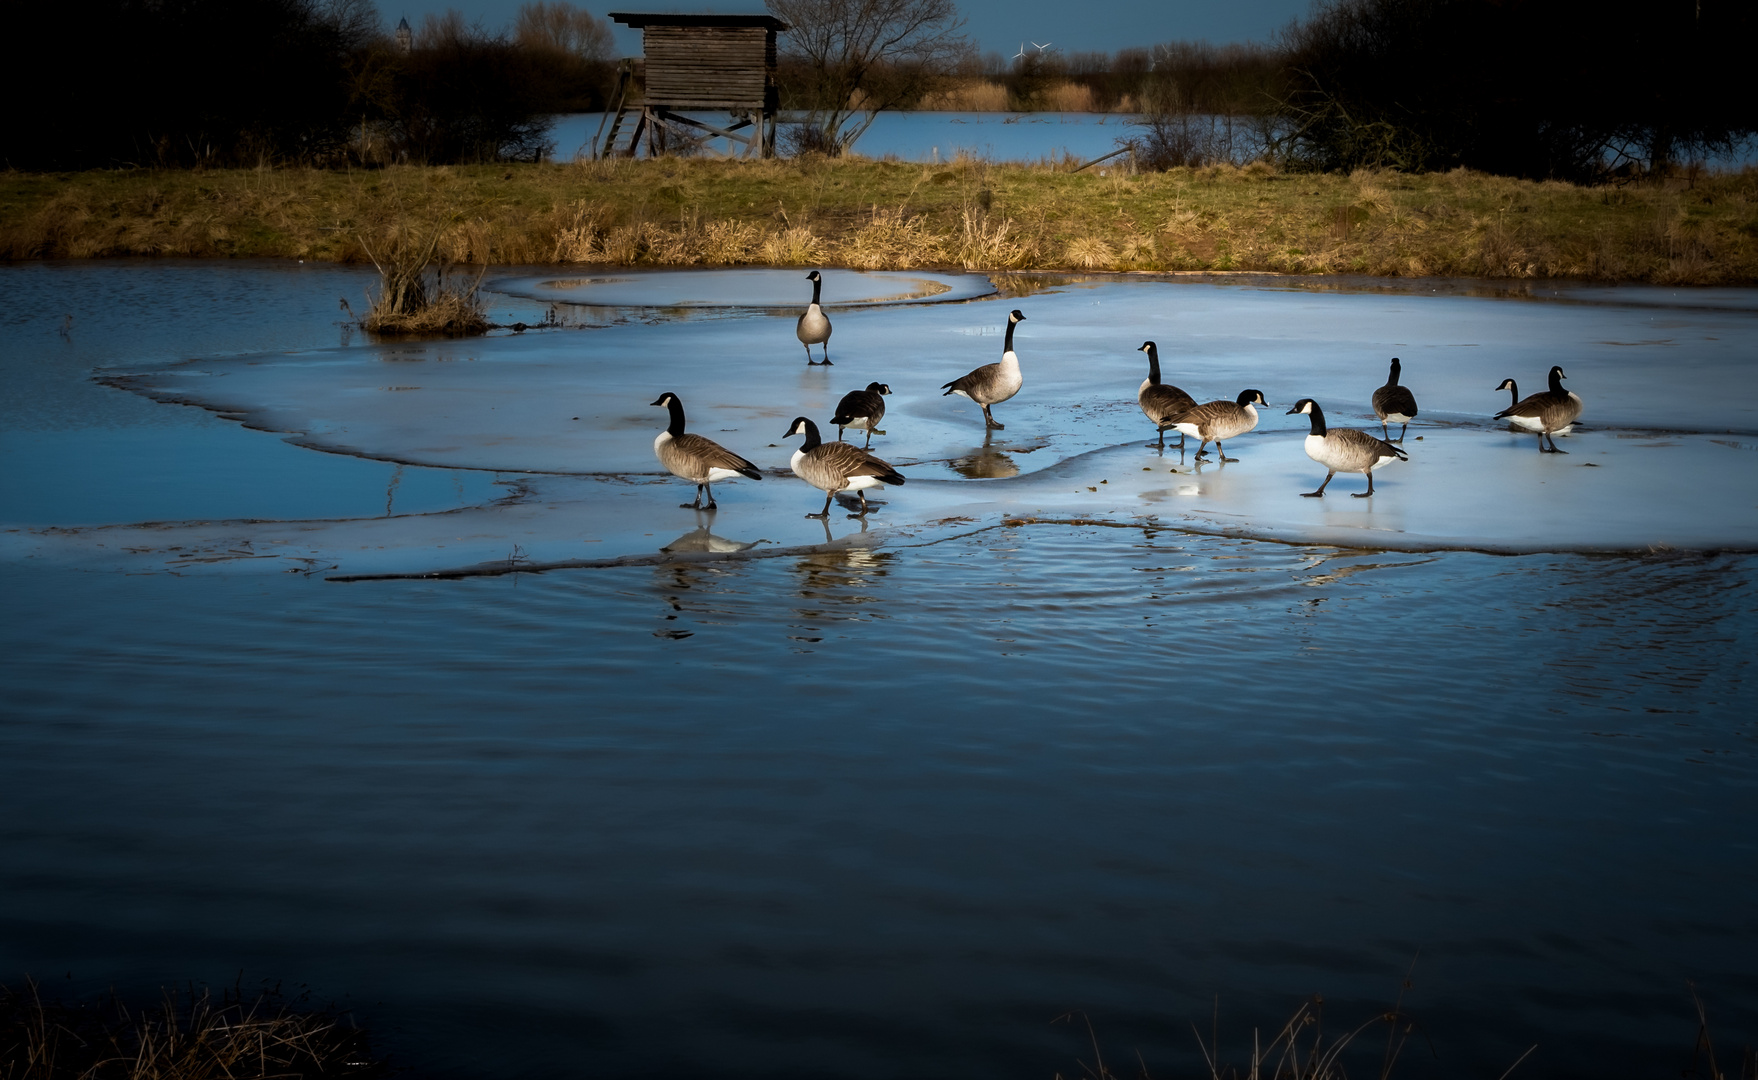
top-left (1141, 383), bottom-right (1197, 425)
top-left (1332, 427), bottom-right (1408, 464)
top-left (1169, 399), bottom-right (1239, 437)
top-left (1495, 391), bottom-right (1551, 420)
top-left (815, 442), bottom-right (906, 485)
top-left (942, 361), bottom-right (999, 395)
top-left (833, 389), bottom-right (883, 424)
top-left (1497, 389), bottom-right (1580, 430)
top-left (671, 433), bottom-right (762, 479)
top-left (1372, 384), bottom-right (1418, 419)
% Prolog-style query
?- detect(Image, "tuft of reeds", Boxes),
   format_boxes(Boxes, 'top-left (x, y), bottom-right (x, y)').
top-left (0, 977), bottom-right (386, 1080)
top-left (358, 223), bottom-right (490, 335)
top-left (917, 80), bottom-right (1011, 111)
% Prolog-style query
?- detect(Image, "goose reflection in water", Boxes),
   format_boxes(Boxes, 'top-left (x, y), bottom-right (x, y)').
top-left (659, 512), bottom-right (768, 555)
top-left (793, 524), bottom-right (892, 615)
top-left (949, 433), bottom-right (1020, 479)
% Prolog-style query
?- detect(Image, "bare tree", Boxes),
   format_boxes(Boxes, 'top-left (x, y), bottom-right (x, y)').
top-left (766, 0), bottom-right (969, 155)
top-left (514, 1), bottom-right (614, 62)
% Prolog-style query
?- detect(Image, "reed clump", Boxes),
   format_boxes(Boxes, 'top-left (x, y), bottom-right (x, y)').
top-left (0, 978), bottom-right (386, 1080)
top-left (3, 160), bottom-right (1755, 284)
top-left (358, 222), bottom-right (489, 335)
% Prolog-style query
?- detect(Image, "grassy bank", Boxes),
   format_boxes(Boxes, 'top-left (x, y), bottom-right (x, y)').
top-left (4, 158), bottom-right (1756, 283)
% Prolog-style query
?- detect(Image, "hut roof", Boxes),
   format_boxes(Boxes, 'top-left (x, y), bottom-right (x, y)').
top-left (608, 12), bottom-right (789, 30)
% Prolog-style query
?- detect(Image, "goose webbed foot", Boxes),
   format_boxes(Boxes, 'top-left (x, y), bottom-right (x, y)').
top-left (1301, 472), bottom-right (1332, 498)
top-left (805, 510), bottom-right (829, 519)
top-left (1220, 455), bottom-right (1238, 463)
top-left (1351, 490), bottom-right (1372, 498)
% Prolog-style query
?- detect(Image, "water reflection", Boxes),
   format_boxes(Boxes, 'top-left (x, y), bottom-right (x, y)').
top-left (659, 512), bottom-right (767, 554)
top-left (490, 269), bottom-right (986, 313)
top-left (950, 432), bottom-right (1020, 479)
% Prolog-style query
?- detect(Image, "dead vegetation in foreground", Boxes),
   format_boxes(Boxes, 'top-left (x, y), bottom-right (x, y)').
top-left (357, 222), bottom-right (489, 335)
top-left (1056, 983), bottom-right (1753, 1080)
top-left (0, 978), bottom-right (387, 1080)
top-left (2, 157), bottom-right (1756, 285)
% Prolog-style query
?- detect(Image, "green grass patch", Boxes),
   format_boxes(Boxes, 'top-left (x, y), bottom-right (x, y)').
top-left (3, 159), bottom-right (1756, 284)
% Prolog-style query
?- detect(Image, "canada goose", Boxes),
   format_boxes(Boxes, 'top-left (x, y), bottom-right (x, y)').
top-left (1371, 356), bottom-right (1418, 442)
top-left (1494, 365), bottom-right (1581, 453)
top-left (831, 382), bottom-right (891, 446)
top-left (1137, 341), bottom-right (1197, 449)
top-left (1287, 398), bottom-right (1407, 497)
top-left (797, 270), bottom-right (832, 365)
top-left (1167, 388), bottom-right (1268, 462)
top-left (942, 309), bottom-right (1025, 429)
top-left (783, 416), bottom-right (905, 517)
top-left (650, 392), bottom-right (762, 509)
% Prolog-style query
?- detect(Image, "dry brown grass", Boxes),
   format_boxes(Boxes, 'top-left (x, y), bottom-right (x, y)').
top-left (3, 160), bottom-right (1756, 284)
top-left (1040, 82), bottom-right (1099, 113)
top-left (0, 979), bottom-right (385, 1080)
top-left (359, 222), bottom-right (490, 335)
top-left (918, 80), bottom-right (1011, 111)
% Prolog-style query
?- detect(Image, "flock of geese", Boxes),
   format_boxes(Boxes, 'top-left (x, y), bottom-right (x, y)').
top-left (653, 272), bottom-right (1588, 516)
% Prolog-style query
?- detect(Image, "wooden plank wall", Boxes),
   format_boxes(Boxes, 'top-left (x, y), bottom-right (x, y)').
top-left (643, 26), bottom-right (774, 109)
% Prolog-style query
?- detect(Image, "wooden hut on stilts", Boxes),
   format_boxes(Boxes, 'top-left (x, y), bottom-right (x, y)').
top-left (595, 13), bottom-right (789, 159)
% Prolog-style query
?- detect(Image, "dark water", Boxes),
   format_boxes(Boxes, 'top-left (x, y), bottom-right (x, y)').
top-left (2, 261), bottom-right (1755, 1079)
top-left (3, 530), bottom-right (1754, 1078)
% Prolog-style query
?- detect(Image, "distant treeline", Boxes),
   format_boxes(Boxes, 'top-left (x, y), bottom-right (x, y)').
top-left (2, 0), bottom-right (614, 169)
top-left (1276, 0), bottom-right (1757, 180)
top-left (4, 0), bottom-right (1752, 179)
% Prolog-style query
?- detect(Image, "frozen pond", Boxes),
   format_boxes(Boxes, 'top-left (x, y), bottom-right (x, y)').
top-left (1, 262), bottom-right (1754, 1080)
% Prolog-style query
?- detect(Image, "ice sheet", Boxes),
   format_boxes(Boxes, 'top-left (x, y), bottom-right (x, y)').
top-left (15, 274), bottom-right (1758, 574)
top-left (488, 267), bottom-right (995, 309)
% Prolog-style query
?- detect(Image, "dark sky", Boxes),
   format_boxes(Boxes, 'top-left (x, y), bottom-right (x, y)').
top-left (387, 0), bottom-right (1311, 58)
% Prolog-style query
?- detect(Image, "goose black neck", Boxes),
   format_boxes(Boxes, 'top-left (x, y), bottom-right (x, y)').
top-left (1003, 318), bottom-right (1016, 354)
top-left (798, 418), bottom-right (822, 451)
top-left (1504, 380), bottom-right (1519, 404)
top-left (1145, 344), bottom-right (1162, 385)
top-left (810, 275), bottom-right (822, 305)
top-left (664, 396), bottom-right (686, 437)
top-left (1386, 358), bottom-right (1401, 386)
top-left (1548, 367), bottom-right (1565, 393)
top-left (1304, 403), bottom-right (1328, 436)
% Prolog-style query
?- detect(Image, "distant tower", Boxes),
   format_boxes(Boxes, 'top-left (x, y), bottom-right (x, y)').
top-left (395, 16), bottom-right (412, 53)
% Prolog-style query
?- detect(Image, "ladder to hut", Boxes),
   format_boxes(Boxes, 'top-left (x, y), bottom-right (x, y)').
top-left (593, 60), bottom-right (647, 159)
top-left (599, 13), bottom-right (787, 159)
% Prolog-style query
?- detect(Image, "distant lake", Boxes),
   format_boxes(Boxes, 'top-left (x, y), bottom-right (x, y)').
top-left (548, 111), bottom-right (1756, 170)
top-left (550, 110), bottom-right (1149, 165)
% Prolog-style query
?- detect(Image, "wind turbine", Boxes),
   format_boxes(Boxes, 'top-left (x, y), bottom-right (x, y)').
top-left (1031, 40), bottom-right (1053, 53)
top-left (1012, 42), bottom-right (1028, 61)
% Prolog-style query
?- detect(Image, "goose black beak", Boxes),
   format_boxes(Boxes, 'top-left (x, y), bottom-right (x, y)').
top-left (1285, 405), bottom-right (1301, 415)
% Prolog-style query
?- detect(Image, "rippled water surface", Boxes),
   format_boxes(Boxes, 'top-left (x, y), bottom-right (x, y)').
top-left (2, 263), bottom-right (1755, 1080)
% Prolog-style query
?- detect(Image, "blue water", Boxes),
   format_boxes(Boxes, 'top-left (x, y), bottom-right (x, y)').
top-left (551, 111), bottom-right (1146, 164)
top-left (1, 262), bottom-right (1755, 1080)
